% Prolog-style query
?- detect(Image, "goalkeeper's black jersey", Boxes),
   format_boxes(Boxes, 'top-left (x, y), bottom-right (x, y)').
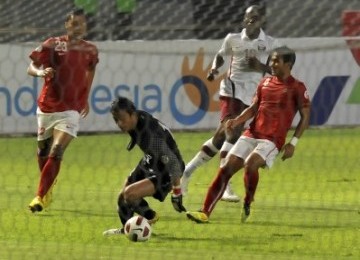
top-left (127, 111), bottom-right (184, 179)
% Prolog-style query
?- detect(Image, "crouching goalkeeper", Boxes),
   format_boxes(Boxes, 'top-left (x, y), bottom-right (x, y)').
top-left (103, 96), bottom-right (186, 236)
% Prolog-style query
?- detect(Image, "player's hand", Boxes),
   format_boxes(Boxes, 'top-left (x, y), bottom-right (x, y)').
top-left (207, 69), bottom-right (218, 81)
top-left (226, 119), bottom-right (237, 131)
top-left (171, 194), bottom-right (186, 213)
top-left (281, 143), bottom-right (295, 161)
top-left (38, 67), bottom-right (56, 78)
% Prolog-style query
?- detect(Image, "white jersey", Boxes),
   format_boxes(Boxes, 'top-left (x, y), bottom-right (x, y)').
top-left (216, 28), bottom-right (281, 105)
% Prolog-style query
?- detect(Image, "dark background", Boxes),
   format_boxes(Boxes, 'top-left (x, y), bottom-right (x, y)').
top-left (0, 0), bottom-right (359, 42)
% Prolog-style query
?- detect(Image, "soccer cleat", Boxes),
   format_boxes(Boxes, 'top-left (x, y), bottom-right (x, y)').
top-left (186, 211), bottom-right (209, 224)
top-left (43, 179), bottom-right (57, 209)
top-left (42, 191), bottom-right (52, 209)
top-left (241, 203), bottom-right (251, 223)
top-left (102, 228), bottom-right (125, 237)
top-left (147, 212), bottom-right (159, 225)
top-left (221, 183), bottom-right (240, 203)
top-left (29, 196), bottom-right (44, 213)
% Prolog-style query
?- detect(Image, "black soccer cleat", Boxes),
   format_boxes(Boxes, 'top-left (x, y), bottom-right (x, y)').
top-left (241, 203), bottom-right (251, 223)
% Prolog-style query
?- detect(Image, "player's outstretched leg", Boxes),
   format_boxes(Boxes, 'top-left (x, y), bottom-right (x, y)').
top-left (241, 167), bottom-right (259, 222)
top-left (103, 194), bottom-right (134, 237)
top-left (181, 138), bottom-right (219, 195)
top-left (186, 165), bottom-right (234, 224)
top-left (218, 141), bottom-right (240, 202)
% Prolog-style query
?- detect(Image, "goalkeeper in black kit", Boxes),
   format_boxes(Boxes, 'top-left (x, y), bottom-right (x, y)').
top-left (103, 96), bottom-right (186, 236)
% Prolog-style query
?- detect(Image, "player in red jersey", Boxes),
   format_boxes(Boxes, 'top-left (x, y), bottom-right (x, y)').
top-left (27, 8), bottom-right (99, 212)
top-left (186, 46), bottom-right (311, 223)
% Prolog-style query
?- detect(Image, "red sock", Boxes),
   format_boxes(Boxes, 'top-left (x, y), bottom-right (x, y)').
top-left (243, 168), bottom-right (259, 205)
top-left (37, 154), bottom-right (48, 172)
top-left (37, 156), bottom-right (61, 198)
top-left (203, 167), bottom-right (231, 215)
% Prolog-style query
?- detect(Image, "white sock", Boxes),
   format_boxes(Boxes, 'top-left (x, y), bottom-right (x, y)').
top-left (184, 138), bottom-right (219, 177)
top-left (219, 141), bottom-right (234, 168)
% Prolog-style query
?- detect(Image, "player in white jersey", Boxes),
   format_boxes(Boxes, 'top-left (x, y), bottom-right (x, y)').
top-left (181, 5), bottom-right (281, 201)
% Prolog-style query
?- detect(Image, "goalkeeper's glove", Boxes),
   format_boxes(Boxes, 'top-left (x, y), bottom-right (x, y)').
top-left (171, 186), bottom-right (186, 213)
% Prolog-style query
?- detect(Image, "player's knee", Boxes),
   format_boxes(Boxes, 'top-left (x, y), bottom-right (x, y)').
top-left (38, 147), bottom-right (49, 157)
top-left (123, 187), bottom-right (137, 203)
top-left (49, 144), bottom-right (64, 160)
top-left (244, 162), bottom-right (259, 173)
top-left (117, 193), bottom-right (126, 206)
top-left (37, 138), bottom-right (52, 156)
top-left (223, 155), bottom-right (243, 175)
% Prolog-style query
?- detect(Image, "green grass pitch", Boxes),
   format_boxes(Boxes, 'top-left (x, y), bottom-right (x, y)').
top-left (0, 128), bottom-right (359, 259)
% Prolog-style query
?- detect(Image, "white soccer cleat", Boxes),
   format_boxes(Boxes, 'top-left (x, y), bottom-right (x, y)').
top-left (103, 228), bottom-right (124, 237)
top-left (221, 183), bottom-right (240, 203)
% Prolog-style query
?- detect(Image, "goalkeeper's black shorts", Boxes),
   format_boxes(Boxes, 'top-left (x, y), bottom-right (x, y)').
top-left (127, 164), bottom-right (172, 202)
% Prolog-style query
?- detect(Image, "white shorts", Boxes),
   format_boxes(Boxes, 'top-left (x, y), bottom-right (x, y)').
top-left (229, 136), bottom-right (279, 168)
top-left (219, 76), bottom-right (260, 106)
top-left (36, 108), bottom-right (80, 141)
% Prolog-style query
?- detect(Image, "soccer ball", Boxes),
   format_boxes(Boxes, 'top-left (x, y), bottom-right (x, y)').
top-left (124, 216), bottom-right (152, 242)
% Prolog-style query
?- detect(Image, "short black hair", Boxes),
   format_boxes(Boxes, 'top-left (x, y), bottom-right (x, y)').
top-left (272, 46), bottom-right (296, 68)
top-left (110, 96), bottom-right (136, 114)
top-left (245, 4), bottom-right (266, 17)
top-left (66, 8), bottom-right (85, 21)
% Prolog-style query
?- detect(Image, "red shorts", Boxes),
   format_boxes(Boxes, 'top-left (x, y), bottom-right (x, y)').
top-left (219, 96), bottom-right (248, 122)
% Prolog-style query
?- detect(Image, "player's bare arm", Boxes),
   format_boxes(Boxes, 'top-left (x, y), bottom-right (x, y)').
top-left (226, 102), bottom-right (258, 131)
top-left (281, 105), bottom-right (311, 161)
top-left (80, 67), bottom-right (97, 118)
top-left (248, 57), bottom-right (271, 74)
top-left (207, 54), bottom-right (224, 81)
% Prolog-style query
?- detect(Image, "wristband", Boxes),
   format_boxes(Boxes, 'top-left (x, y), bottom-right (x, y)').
top-left (290, 137), bottom-right (298, 147)
top-left (172, 185), bottom-right (182, 196)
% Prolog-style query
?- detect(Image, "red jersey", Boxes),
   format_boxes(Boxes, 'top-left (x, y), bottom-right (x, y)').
top-left (243, 75), bottom-right (310, 150)
top-left (29, 35), bottom-right (99, 113)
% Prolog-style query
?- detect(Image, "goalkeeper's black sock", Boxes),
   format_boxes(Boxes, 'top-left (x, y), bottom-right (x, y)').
top-left (143, 210), bottom-right (156, 220)
top-left (134, 199), bottom-right (155, 220)
top-left (117, 196), bottom-right (134, 226)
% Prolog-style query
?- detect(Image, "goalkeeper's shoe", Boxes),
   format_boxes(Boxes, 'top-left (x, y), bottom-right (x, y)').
top-left (29, 196), bottom-right (44, 213)
top-left (186, 211), bottom-right (209, 224)
top-left (147, 212), bottom-right (159, 225)
top-left (103, 228), bottom-right (125, 237)
top-left (241, 203), bottom-right (251, 223)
